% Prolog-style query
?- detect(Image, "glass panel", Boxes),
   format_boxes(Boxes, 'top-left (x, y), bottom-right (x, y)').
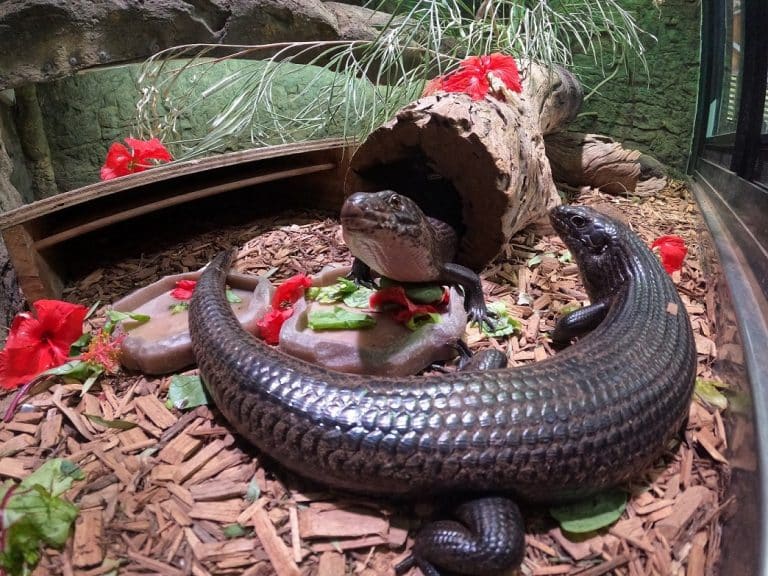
top-left (708, 0), bottom-right (744, 137)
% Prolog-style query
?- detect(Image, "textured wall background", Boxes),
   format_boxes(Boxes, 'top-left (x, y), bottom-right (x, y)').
top-left (35, 60), bottom-right (360, 191)
top-left (30, 0), bottom-right (700, 192)
top-left (571, 0), bottom-right (701, 173)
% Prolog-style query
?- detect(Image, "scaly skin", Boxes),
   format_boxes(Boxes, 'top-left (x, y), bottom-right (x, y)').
top-left (341, 190), bottom-right (490, 324)
top-left (189, 205), bottom-right (696, 574)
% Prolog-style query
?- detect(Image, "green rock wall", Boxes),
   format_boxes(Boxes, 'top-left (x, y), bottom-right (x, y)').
top-left (35, 60), bottom-right (360, 191)
top-left (571, 0), bottom-right (701, 173)
top-left (33, 0), bottom-right (701, 191)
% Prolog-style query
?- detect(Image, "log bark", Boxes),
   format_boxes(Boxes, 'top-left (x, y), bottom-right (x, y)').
top-left (346, 63), bottom-right (582, 271)
top-left (0, 0), bottom-right (387, 90)
top-left (545, 132), bottom-right (667, 197)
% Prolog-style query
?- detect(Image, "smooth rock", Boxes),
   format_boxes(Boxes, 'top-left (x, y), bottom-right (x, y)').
top-left (113, 269), bottom-right (271, 375)
top-left (279, 266), bottom-right (467, 376)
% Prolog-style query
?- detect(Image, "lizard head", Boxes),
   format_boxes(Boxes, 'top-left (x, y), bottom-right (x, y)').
top-left (341, 190), bottom-right (427, 238)
top-left (550, 205), bottom-right (629, 300)
top-left (340, 190), bottom-right (450, 281)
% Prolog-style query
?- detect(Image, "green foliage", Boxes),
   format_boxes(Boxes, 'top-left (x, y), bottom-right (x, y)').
top-left (307, 307), bottom-right (377, 330)
top-left (694, 378), bottom-right (728, 411)
top-left (135, 0), bottom-right (652, 158)
top-left (480, 301), bottom-right (522, 338)
top-left (0, 460), bottom-right (84, 576)
top-left (166, 375), bottom-right (209, 410)
top-left (549, 489), bottom-right (627, 533)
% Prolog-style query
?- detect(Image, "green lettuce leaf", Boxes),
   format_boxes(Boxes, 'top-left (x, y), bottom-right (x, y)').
top-left (166, 375), bottom-right (209, 410)
top-left (479, 301), bottom-right (522, 338)
top-left (549, 490), bottom-right (627, 534)
top-left (307, 307), bottom-right (376, 330)
top-left (0, 460), bottom-right (84, 576)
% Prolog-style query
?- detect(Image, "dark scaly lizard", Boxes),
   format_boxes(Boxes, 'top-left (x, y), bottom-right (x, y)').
top-left (189, 204), bottom-right (696, 575)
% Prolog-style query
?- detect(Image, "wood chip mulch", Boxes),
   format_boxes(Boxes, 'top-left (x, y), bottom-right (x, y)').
top-left (0, 181), bottom-right (739, 576)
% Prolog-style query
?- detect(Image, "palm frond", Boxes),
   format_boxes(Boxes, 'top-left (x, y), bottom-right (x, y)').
top-left (134, 0), bottom-right (654, 160)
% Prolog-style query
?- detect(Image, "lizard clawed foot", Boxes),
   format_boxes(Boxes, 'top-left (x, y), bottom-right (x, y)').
top-left (468, 304), bottom-right (497, 332)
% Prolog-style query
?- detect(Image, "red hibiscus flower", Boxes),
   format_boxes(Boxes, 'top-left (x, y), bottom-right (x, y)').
top-left (422, 53), bottom-right (522, 101)
top-left (100, 137), bottom-right (173, 180)
top-left (651, 235), bottom-right (688, 274)
top-left (171, 279), bottom-right (197, 300)
top-left (0, 300), bottom-right (88, 390)
top-left (422, 76), bottom-right (446, 97)
top-left (257, 274), bottom-right (313, 345)
top-left (369, 286), bottom-right (449, 325)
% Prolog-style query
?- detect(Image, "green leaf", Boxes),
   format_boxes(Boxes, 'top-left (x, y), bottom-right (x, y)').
top-left (69, 332), bottom-right (92, 356)
top-left (342, 286), bottom-right (375, 308)
top-left (222, 524), bottom-right (251, 538)
top-left (379, 278), bottom-right (445, 304)
top-left (558, 250), bottom-right (573, 263)
top-left (169, 302), bottom-right (189, 315)
top-left (307, 307), bottom-right (377, 331)
top-left (226, 289), bottom-right (243, 304)
top-left (0, 460), bottom-right (84, 574)
top-left (42, 360), bottom-right (95, 381)
top-left (166, 375), bottom-right (209, 410)
top-left (550, 490), bottom-right (627, 534)
top-left (403, 284), bottom-right (444, 304)
top-left (245, 477), bottom-right (261, 502)
top-left (84, 301), bottom-right (101, 321)
top-left (479, 301), bottom-right (522, 338)
top-left (526, 254), bottom-right (543, 268)
top-left (405, 312), bottom-right (442, 331)
top-left (106, 310), bottom-right (151, 324)
top-left (20, 459), bottom-right (84, 497)
top-left (105, 310), bottom-right (151, 333)
top-left (694, 378), bottom-right (729, 411)
top-left (84, 414), bottom-right (138, 430)
top-left (307, 277), bottom-right (359, 304)
top-left (80, 366), bottom-right (104, 396)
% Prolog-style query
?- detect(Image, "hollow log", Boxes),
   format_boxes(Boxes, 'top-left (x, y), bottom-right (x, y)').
top-left (545, 132), bottom-right (668, 197)
top-left (346, 63), bottom-right (582, 271)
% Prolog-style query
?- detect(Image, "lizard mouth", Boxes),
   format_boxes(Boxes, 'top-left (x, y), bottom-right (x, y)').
top-left (340, 199), bottom-right (385, 232)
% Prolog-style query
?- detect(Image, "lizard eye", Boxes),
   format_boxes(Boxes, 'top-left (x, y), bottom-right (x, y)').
top-left (570, 214), bottom-right (588, 228)
top-left (388, 193), bottom-right (403, 209)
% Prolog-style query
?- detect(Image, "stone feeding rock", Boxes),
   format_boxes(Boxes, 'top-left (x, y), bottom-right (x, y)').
top-left (279, 267), bottom-right (468, 376)
top-left (113, 270), bottom-right (270, 375)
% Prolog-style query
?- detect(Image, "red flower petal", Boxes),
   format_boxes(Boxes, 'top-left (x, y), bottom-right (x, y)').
top-left (3, 312), bottom-right (43, 351)
top-left (256, 308), bottom-right (294, 345)
top-left (33, 300), bottom-right (89, 362)
top-left (100, 142), bottom-right (133, 180)
top-left (272, 274), bottom-right (313, 309)
top-left (422, 76), bottom-right (446, 97)
top-left (171, 279), bottom-right (198, 301)
top-left (126, 137), bottom-right (173, 163)
top-left (100, 138), bottom-right (173, 180)
top-left (436, 53), bottom-right (522, 101)
top-left (483, 53), bottom-right (522, 93)
top-left (369, 286), bottom-right (446, 325)
top-left (0, 299), bottom-right (87, 390)
top-left (651, 235), bottom-right (687, 274)
top-left (0, 345), bottom-right (58, 390)
top-left (441, 68), bottom-right (490, 100)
